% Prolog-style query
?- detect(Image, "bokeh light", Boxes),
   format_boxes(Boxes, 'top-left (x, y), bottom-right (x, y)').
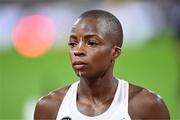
top-left (12, 15), bottom-right (55, 58)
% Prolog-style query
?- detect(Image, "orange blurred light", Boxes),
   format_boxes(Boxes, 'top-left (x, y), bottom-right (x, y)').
top-left (13, 15), bottom-right (55, 58)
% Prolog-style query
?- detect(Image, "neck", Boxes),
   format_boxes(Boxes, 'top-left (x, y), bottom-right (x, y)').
top-left (78, 74), bottom-right (118, 102)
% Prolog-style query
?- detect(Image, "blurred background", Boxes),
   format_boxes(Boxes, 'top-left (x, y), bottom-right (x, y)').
top-left (0, 0), bottom-right (179, 119)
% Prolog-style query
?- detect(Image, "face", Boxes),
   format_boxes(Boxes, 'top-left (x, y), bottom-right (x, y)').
top-left (68, 17), bottom-right (118, 79)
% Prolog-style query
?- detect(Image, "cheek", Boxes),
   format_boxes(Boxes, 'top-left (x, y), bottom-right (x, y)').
top-left (69, 51), bottom-right (73, 63)
top-left (85, 50), bottom-right (111, 77)
top-left (89, 49), bottom-right (111, 67)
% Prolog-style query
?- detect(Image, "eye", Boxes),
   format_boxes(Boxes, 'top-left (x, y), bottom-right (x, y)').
top-left (87, 40), bottom-right (98, 47)
top-left (68, 36), bottom-right (77, 48)
top-left (68, 42), bottom-right (77, 48)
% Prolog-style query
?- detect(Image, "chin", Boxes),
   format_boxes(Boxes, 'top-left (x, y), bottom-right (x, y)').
top-left (74, 71), bottom-right (90, 78)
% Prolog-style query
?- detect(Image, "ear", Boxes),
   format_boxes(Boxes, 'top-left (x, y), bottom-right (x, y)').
top-left (111, 46), bottom-right (121, 61)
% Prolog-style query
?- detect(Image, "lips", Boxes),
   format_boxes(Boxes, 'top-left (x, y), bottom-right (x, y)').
top-left (73, 61), bottom-right (87, 70)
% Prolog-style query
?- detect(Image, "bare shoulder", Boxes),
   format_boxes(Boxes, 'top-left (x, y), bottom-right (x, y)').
top-left (34, 85), bottom-right (71, 120)
top-left (128, 83), bottom-right (170, 119)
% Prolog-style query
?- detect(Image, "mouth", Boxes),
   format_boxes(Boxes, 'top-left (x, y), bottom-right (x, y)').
top-left (73, 61), bottom-right (87, 70)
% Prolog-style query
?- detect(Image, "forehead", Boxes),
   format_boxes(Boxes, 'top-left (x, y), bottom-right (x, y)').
top-left (71, 17), bottom-right (106, 36)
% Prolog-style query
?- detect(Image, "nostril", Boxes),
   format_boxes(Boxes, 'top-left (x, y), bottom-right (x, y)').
top-left (74, 51), bottom-right (85, 56)
top-left (74, 49), bottom-right (85, 56)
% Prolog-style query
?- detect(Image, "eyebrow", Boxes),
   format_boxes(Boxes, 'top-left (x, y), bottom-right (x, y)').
top-left (69, 33), bottom-right (103, 40)
top-left (69, 34), bottom-right (77, 39)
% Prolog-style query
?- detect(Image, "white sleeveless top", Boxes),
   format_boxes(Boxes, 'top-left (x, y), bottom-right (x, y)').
top-left (56, 80), bottom-right (131, 120)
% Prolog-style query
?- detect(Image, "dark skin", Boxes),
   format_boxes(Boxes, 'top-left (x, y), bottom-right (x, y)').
top-left (34, 17), bottom-right (170, 120)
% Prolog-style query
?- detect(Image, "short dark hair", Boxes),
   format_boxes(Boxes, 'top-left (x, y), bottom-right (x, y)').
top-left (79, 10), bottom-right (123, 47)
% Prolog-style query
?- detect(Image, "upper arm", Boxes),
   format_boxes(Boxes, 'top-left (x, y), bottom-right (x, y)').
top-left (34, 97), bottom-right (52, 120)
top-left (129, 88), bottom-right (170, 119)
top-left (34, 86), bottom-right (70, 120)
top-left (141, 94), bottom-right (170, 119)
top-left (34, 96), bottom-right (59, 120)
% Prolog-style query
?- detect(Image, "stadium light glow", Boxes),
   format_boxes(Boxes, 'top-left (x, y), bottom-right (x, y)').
top-left (12, 15), bottom-right (55, 58)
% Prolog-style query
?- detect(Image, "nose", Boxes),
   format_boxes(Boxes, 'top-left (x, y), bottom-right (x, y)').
top-left (73, 42), bottom-right (86, 57)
